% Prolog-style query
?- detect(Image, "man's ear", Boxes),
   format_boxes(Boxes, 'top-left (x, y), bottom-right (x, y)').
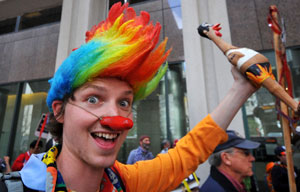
top-left (221, 152), bottom-right (232, 166)
top-left (52, 100), bottom-right (64, 123)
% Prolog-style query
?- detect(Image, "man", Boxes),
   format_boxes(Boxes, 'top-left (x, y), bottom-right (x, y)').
top-left (270, 146), bottom-right (300, 192)
top-left (18, 2), bottom-right (256, 192)
top-left (127, 135), bottom-right (154, 164)
top-left (160, 139), bottom-right (171, 154)
top-left (200, 130), bottom-right (260, 192)
top-left (0, 156), bottom-right (11, 174)
top-left (11, 140), bottom-right (43, 171)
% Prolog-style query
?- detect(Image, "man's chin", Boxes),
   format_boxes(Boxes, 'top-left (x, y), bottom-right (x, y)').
top-left (247, 172), bottom-right (254, 177)
top-left (91, 157), bottom-right (116, 168)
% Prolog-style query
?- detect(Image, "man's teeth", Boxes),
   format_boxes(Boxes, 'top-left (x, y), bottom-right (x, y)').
top-left (94, 133), bottom-right (118, 139)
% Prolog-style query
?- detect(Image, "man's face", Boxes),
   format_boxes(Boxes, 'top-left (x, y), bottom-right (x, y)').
top-left (278, 153), bottom-right (287, 164)
top-left (59, 77), bottom-right (134, 168)
top-left (164, 141), bottom-right (170, 149)
top-left (30, 146), bottom-right (41, 154)
top-left (140, 137), bottom-right (151, 150)
top-left (226, 148), bottom-right (255, 179)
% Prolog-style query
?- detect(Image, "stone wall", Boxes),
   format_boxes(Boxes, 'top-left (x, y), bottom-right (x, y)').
top-left (0, 23), bottom-right (59, 85)
top-left (227, 0), bottom-right (300, 50)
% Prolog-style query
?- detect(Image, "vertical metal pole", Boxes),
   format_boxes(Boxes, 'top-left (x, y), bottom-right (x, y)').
top-left (7, 82), bottom-right (23, 157)
top-left (161, 0), bottom-right (172, 142)
top-left (241, 105), bottom-right (250, 139)
top-left (15, 16), bottom-right (21, 32)
top-left (165, 70), bottom-right (172, 142)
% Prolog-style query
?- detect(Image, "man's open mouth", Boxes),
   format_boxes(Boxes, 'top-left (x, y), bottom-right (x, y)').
top-left (91, 132), bottom-right (119, 142)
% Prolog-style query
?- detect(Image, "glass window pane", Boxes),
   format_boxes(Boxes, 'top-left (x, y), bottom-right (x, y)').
top-left (0, 84), bottom-right (19, 157)
top-left (11, 80), bottom-right (50, 161)
top-left (166, 63), bottom-right (188, 139)
top-left (245, 48), bottom-right (300, 139)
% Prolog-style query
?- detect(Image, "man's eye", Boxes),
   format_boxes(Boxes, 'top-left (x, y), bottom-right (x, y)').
top-left (87, 96), bottom-right (99, 104)
top-left (120, 100), bottom-right (130, 108)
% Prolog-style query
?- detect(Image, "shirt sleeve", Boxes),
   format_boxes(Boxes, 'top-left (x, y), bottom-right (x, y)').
top-left (12, 153), bottom-right (26, 171)
top-left (116, 114), bottom-right (228, 192)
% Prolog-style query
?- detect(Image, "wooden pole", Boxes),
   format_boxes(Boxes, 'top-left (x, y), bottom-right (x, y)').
top-left (270, 5), bottom-right (297, 192)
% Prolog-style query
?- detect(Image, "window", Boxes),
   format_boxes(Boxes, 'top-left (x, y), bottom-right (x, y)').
top-left (109, 0), bottom-right (153, 8)
top-left (0, 80), bottom-right (50, 160)
top-left (0, 6), bottom-right (61, 35)
top-left (0, 84), bottom-right (19, 158)
top-left (244, 48), bottom-right (300, 140)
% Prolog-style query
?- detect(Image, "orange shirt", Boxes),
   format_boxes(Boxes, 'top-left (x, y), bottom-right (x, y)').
top-left (115, 115), bottom-right (228, 192)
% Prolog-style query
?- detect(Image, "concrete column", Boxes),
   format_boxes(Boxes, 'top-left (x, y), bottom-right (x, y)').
top-left (55, 0), bottom-right (108, 71)
top-left (181, 0), bottom-right (246, 185)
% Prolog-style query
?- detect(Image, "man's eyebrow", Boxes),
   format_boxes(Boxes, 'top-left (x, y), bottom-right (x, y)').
top-left (80, 84), bottom-right (107, 92)
top-left (80, 84), bottom-right (133, 95)
top-left (123, 90), bottom-right (134, 95)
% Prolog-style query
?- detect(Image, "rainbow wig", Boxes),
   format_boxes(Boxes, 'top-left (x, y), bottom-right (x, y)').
top-left (46, 2), bottom-right (171, 111)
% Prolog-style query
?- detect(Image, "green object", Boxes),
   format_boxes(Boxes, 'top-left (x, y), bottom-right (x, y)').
top-left (243, 176), bottom-right (251, 192)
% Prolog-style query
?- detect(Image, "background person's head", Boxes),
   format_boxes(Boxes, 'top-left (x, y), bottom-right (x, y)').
top-left (209, 130), bottom-right (260, 182)
top-left (274, 145), bottom-right (286, 164)
top-left (29, 140), bottom-right (43, 154)
top-left (172, 139), bottom-right (179, 148)
top-left (139, 135), bottom-right (151, 151)
top-left (161, 139), bottom-right (170, 150)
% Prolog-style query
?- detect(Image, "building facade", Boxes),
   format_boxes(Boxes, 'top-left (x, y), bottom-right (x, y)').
top-left (0, 0), bottom-right (300, 190)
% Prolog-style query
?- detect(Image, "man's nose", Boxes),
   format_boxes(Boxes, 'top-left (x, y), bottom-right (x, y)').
top-left (104, 101), bottom-right (120, 116)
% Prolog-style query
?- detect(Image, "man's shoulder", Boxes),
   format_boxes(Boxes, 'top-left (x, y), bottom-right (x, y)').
top-left (129, 148), bottom-right (139, 154)
top-left (272, 163), bottom-right (287, 170)
top-left (15, 152), bottom-right (26, 158)
top-left (200, 175), bottom-right (225, 192)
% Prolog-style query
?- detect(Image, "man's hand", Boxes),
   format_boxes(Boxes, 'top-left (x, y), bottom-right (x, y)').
top-left (4, 156), bottom-right (9, 163)
top-left (231, 66), bottom-right (257, 94)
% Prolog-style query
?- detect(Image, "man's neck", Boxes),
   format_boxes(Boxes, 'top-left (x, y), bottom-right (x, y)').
top-left (217, 165), bottom-right (244, 183)
top-left (57, 146), bottom-right (104, 192)
top-left (139, 146), bottom-right (148, 152)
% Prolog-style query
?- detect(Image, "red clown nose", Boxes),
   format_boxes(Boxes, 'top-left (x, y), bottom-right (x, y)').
top-left (100, 116), bottom-right (133, 131)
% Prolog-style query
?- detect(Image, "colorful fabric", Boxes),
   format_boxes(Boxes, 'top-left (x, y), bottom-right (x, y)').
top-left (12, 151), bottom-right (31, 171)
top-left (46, 2), bottom-right (171, 111)
top-left (41, 145), bottom-right (124, 192)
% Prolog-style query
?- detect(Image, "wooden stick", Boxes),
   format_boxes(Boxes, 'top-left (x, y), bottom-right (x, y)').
top-left (270, 5), bottom-right (297, 192)
top-left (198, 23), bottom-right (299, 114)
